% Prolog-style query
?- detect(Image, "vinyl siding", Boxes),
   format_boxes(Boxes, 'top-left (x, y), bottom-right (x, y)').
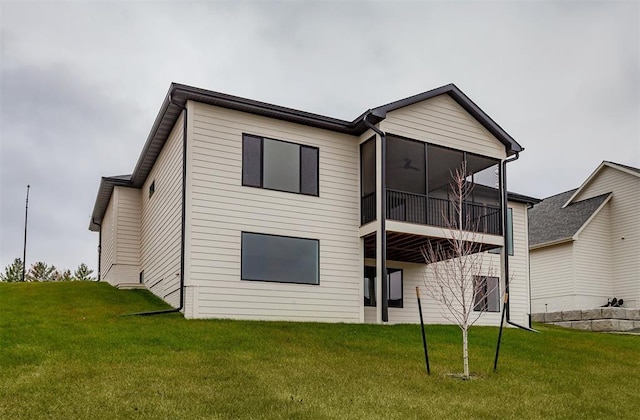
top-left (571, 166), bottom-right (640, 308)
top-left (140, 113), bottom-right (184, 307)
top-left (381, 94), bottom-right (507, 160)
top-left (573, 203), bottom-right (613, 301)
top-left (530, 242), bottom-right (574, 312)
top-left (114, 186), bottom-right (141, 267)
top-left (100, 187), bottom-right (141, 286)
top-left (362, 201), bottom-right (529, 326)
top-left (505, 202), bottom-right (532, 326)
top-left (187, 102), bottom-right (361, 322)
top-left (100, 196), bottom-right (115, 283)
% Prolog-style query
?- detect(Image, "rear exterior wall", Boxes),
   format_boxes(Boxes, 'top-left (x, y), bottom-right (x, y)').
top-left (184, 102), bottom-right (362, 322)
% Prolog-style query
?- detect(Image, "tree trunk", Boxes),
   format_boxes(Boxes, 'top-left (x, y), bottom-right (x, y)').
top-left (462, 327), bottom-right (469, 379)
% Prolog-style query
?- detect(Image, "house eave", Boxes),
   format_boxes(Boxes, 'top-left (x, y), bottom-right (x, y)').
top-left (88, 175), bottom-right (133, 231)
top-left (529, 237), bottom-right (574, 250)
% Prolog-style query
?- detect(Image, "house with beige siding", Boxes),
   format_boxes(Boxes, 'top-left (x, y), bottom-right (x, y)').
top-left (89, 83), bottom-right (538, 326)
top-left (529, 161), bottom-right (640, 312)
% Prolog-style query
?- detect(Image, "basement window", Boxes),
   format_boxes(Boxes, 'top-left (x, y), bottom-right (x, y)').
top-left (363, 266), bottom-right (403, 308)
top-left (241, 232), bottom-right (319, 285)
top-left (473, 276), bottom-right (500, 312)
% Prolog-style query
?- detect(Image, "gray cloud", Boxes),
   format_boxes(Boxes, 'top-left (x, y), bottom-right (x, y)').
top-left (1, 0), bottom-right (638, 272)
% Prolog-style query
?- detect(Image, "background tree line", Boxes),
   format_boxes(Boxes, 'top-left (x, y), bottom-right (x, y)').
top-left (0, 258), bottom-right (95, 282)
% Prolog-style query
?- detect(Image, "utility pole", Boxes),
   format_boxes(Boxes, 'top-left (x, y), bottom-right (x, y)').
top-left (22, 185), bottom-right (30, 282)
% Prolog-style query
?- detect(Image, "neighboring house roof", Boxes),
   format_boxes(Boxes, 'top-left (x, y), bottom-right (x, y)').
top-left (563, 161), bottom-right (640, 208)
top-left (90, 83), bottom-right (524, 230)
top-left (528, 189), bottom-right (612, 248)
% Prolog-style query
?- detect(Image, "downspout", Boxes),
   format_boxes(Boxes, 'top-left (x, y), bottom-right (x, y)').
top-left (92, 218), bottom-right (102, 281)
top-left (363, 110), bottom-right (388, 323)
top-left (501, 152), bottom-right (536, 332)
top-left (125, 94), bottom-right (187, 316)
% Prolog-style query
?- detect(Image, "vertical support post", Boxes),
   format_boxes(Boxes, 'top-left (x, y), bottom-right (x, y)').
top-left (416, 287), bottom-right (430, 375)
top-left (22, 184), bottom-right (30, 282)
top-left (380, 133), bottom-right (388, 323)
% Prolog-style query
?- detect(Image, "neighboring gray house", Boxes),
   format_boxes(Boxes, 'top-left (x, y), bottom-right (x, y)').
top-left (529, 161), bottom-right (640, 312)
top-left (89, 82), bottom-right (537, 326)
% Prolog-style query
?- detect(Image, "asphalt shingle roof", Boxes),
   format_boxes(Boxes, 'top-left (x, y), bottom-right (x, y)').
top-left (528, 189), bottom-right (611, 247)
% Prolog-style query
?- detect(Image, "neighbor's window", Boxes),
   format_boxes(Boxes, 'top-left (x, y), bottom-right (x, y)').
top-left (241, 232), bottom-right (319, 285)
top-left (242, 134), bottom-right (318, 196)
top-left (363, 266), bottom-right (403, 308)
top-left (473, 276), bottom-right (500, 312)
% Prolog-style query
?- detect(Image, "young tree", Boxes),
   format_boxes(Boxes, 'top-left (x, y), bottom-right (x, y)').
top-left (27, 262), bottom-right (57, 282)
top-left (421, 162), bottom-right (499, 379)
top-left (74, 263), bottom-right (95, 281)
top-left (0, 258), bottom-right (24, 282)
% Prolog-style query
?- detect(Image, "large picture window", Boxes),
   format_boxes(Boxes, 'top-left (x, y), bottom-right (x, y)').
top-left (242, 134), bottom-right (318, 196)
top-left (473, 276), bottom-right (500, 312)
top-left (241, 232), bottom-right (319, 285)
top-left (363, 266), bottom-right (403, 308)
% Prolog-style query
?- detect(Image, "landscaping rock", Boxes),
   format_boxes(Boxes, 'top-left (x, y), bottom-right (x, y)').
top-left (555, 321), bottom-right (572, 328)
top-left (618, 320), bottom-right (635, 331)
top-left (571, 320), bottom-right (592, 331)
top-left (562, 310), bottom-right (582, 321)
top-left (545, 312), bottom-right (562, 322)
top-left (581, 308), bottom-right (602, 320)
top-left (592, 319), bottom-right (620, 332)
top-left (602, 307), bottom-right (625, 319)
top-left (626, 309), bottom-right (640, 320)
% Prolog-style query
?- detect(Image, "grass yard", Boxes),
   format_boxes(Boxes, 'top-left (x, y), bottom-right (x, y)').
top-left (1, 282), bottom-right (639, 419)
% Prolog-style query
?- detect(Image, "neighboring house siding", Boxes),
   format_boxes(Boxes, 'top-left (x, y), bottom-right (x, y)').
top-left (187, 102), bottom-right (361, 322)
top-left (573, 204), bottom-right (613, 303)
top-left (140, 113), bottom-right (184, 307)
top-left (381, 94), bottom-right (507, 160)
top-left (571, 167), bottom-right (640, 308)
top-left (100, 197), bottom-right (115, 283)
top-left (530, 242), bottom-right (574, 313)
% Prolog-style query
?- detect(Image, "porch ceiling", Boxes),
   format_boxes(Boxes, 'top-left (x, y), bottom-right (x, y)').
top-left (363, 231), bottom-right (501, 264)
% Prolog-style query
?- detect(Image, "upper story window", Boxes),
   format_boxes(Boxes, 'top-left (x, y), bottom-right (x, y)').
top-left (242, 134), bottom-right (319, 196)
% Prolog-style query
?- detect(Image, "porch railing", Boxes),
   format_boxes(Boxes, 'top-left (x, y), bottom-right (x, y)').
top-left (361, 189), bottom-right (502, 235)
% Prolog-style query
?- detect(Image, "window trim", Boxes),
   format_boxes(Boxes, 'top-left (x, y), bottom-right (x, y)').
top-left (240, 231), bottom-right (320, 285)
top-left (242, 133), bottom-right (319, 196)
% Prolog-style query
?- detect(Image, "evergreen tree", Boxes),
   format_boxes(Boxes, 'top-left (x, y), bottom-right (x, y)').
top-left (0, 258), bottom-right (25, 282)
top-left (74, 263), bottom-right (95, 281)
top-left (27, 262), bottom-right (57, 282)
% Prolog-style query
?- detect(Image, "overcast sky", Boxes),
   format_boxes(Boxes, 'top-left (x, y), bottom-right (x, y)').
top-left (1, 1), bottom-right (638, 274)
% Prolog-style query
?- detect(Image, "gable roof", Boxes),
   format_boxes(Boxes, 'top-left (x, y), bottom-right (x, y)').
top-left (528, 189), bottom-right (612, 248)
top-left (90, 83), bottom-right (524, 230)
top-left (563, 161), bottom-right (640, 208)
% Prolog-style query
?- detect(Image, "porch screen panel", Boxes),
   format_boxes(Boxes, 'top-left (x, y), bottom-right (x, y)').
top-left (386, 136), bottom-right (425, 195)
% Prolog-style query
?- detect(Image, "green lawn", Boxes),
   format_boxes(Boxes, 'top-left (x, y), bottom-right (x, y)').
top-left (1, 282), bottom-right (638, 419)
